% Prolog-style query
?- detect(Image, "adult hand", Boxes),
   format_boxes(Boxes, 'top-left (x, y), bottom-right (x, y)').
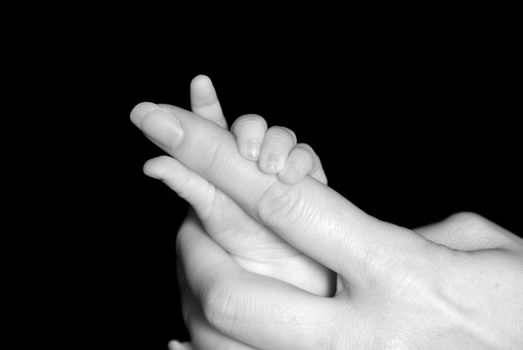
top-left (177, 209), bottom-right (523, 349)
top-left (142, 76), bottom-right (330, 349)
top-left (131, 90), bottom-right (523, 349)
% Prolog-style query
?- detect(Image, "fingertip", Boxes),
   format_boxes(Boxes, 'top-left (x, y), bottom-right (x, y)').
top-left (230, 114), bottom-right (268, 135)
top-left (190, 74), bottom-right (216, 101)
top-left (143, 159), bottom-right (163, 179)
top-left (167, 340), bottom-right (184, 350)
top-left (142, 156), bottom-right (173, 179)
top-left (277, 145), bottom-right (315, 184)
top-left (130, 102), bottom-right (161, 127)
top-left (191, 74), bottom-right (212, 88)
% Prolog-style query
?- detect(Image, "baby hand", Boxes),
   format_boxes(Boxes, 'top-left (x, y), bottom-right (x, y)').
top-left (231, 115), bottom-right (327, 185)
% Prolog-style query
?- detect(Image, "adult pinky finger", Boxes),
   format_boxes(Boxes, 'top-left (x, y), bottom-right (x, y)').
top-left (176, 240), bottom-right (260, 350)
top-left (177, 213), bottom-right (343, 350)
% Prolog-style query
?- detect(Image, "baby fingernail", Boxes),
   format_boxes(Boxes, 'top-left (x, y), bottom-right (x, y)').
top-left (245, 139), bottom-right (260, 160)
top-left (140, 110), bottom-right (183, 151)
top-left (265, 153), bottom-right (280, 171)
top-left (281, 165), bottom-right (298, 183)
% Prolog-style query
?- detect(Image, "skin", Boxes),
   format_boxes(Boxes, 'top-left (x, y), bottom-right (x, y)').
top-left (143, 75), bottom-right (332, 349)
top-left (132, 77), bottom-right (523, 349)
top-left (143, 77), bottom-right (334, 296)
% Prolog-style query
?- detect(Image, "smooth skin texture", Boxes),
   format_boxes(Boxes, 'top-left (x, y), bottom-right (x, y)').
top-left (133, 76), bottom-right (523, 349)
top-left (231, 114), bottom-right (327, 184)
top-left (142, 75), bottom-right (331, 349)
top-left (142, 77), bottom-right (333, 295)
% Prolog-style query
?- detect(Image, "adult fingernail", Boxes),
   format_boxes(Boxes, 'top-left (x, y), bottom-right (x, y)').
top-left (140, 110), bottom-right (183, 151)
top-left (130, 102), bottom-right (161, 127)
top-left (265, 153), bottom-right (280, 171)
top-left (245, 139), bottom-right (260, 160)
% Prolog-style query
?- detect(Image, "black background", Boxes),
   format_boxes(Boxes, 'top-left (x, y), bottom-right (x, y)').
top-left (33, 25), bottom-right (521, 349)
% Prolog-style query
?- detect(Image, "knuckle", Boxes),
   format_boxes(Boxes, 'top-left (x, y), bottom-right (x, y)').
top-left (170, 165), bottom-right (193, 199)
top-left (201, 140), bottom-right (222, 173)
top-left (201, 277), bottom-right (239, 331)
top-left (199, 140), bottom-right (233, 178)
top-left (446, 211), bottom-right (490, 230)
top-left (267, 126), bottom-right (297, 144)
top-left (194, 183), bottom-right (217, 221)
top-left (444, 212), bottom-right (512, 249)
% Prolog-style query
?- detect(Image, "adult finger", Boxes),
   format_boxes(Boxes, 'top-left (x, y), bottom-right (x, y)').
top-left (144, 155), bottom-right (216, 220)
top-left (130, 103), bottom-right (271, 215)
top-left (130, 104), bottom-right (443, 282)
top-left (177, 255), bottom-right (260, 350)
top-left (414, 212), bottom-right (522, 251)
top-left (176, 214), bottom-right (348, 350)
top-left (145, 157), bottom-right (332, 295)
